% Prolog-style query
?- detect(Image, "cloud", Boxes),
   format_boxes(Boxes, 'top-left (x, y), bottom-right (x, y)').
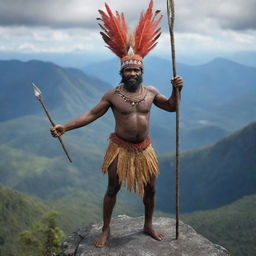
top-left (0, 25), bottom-right (103, 53)
top-left (173, 0), bottom-right (256, 33)
top-left (0, 0), bottom-right (255, 57)
top-left (1, 0), bottom-right (254, 32)
top-left (215, 0), bottom-right (256, 31)
top-left (0, 0), bottom-right (98, 28)
top-left (0, 0), bottom-right (155, 29)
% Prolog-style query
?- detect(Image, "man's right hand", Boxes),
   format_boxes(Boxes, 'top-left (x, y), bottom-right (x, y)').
top-left (50, 124), bottom-right (65, 137)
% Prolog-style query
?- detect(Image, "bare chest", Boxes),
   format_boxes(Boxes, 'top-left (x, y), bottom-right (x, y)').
top-left (111, 87), bottom-right (154, 115)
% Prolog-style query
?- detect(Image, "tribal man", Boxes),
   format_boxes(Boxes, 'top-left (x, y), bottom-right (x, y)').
top-left (51, 0), bottom-right (183, 248)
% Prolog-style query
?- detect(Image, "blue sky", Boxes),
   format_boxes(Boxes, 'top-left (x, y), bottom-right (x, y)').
top-left (1, 0), bottom-right (256, 65)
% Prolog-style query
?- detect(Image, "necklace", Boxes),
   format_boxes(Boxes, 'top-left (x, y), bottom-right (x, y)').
top-left (115, 84), bottom-right (147, 106)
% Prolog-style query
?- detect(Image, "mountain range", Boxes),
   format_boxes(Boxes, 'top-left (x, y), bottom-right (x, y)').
top-left (0, 57), bottom-right (255, 255)
top-left (2, 57), bottom-right (256, 154)
top-left (0, 59), bottom-right (112, 122)
top-left (0, 58), bottom-right (255, 206)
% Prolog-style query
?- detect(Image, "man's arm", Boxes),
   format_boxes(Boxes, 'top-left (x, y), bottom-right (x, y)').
top-left (153, 76), bottom-right (183, 112)
top-left (51, 91), bottom-right (112, 137)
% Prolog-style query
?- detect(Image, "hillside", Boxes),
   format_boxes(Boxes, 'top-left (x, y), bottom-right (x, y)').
top-left (53, 188), bottom-right (143, 233)
top-left (1, 187), bottom-right (254, 256)
top-left (156, 121), bottom-right (256, 212)
top-left (152, 125), bottom-right (229, 153)
top-left (2, 117), bottom-right (253, 225)
top-left (0, 59), bottom-right (112, 122)
top-left (0, 129), bottom-right (107, 200)
top-left (0, 185), bottom-right (142, 256)
top-left (182, 194), bottom-right (256, 256)
top-left (0, 185), bottom-right (49, 256)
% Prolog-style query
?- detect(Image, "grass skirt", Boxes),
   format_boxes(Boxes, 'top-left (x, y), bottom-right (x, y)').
top-left (102, 133), bottom-right (159, 197)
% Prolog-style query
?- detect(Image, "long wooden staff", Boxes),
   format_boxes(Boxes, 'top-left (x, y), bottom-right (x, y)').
top-left (167, 0), bottom-right (180, 239)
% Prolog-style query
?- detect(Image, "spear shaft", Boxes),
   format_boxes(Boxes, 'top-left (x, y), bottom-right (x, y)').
top-left (32, 83), bottom-right (72, 163)
top-left (167, 0), bottom-right (180, 240)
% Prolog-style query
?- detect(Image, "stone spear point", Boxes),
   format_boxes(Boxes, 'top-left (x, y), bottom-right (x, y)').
top-left (32, 83), bottom-right (72, 163)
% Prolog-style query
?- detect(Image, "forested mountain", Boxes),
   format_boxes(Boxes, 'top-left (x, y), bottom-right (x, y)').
top-left (182, 194), bottom-right (256, 256)
top-left (0, 59), bottom-right (112, 122)
top-left (157, 121), bottom-right (256, 212)
top-left (0, 185), bottom-right (49, 256)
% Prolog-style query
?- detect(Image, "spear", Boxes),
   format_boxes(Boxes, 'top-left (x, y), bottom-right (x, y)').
top-left (167, 0), bottom-right (180, 239)
top-left (32, 83), bottom-right (72, 163)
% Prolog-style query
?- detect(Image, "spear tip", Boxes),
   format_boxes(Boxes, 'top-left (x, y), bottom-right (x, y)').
top-left (32, 82), bottom-right (42, 99)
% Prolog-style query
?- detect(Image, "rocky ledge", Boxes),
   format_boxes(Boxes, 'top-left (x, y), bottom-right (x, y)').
top-left (60, 215), bottom-right (230, 256)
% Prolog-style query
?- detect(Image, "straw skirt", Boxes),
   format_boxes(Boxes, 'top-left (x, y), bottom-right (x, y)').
top-left (102, 133), bottom-right (159, 197)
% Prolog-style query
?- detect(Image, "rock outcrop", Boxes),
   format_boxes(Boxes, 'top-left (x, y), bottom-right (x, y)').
top-left (60, 215), bottom-right (230, 256)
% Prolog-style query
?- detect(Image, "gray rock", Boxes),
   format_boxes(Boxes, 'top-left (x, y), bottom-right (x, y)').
top-left (60, 215), bottom-right (230, 256)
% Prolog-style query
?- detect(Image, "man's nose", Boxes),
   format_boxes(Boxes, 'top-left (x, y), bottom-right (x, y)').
top-left (130, 70), bottom-right (136, 76)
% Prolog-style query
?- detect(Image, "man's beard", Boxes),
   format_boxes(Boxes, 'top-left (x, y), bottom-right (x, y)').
top-left (121, 74), bottom-right (143, 92)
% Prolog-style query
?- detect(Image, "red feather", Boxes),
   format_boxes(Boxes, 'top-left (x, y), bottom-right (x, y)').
top-left (98, 3), bottom-right (129, 58)
top-left (134, 0), bottom-right (163, 57)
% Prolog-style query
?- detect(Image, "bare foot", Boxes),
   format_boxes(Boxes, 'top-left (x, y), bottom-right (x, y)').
top-left (94, 228), bottom-right (110, 248)
top-left (144, 225), bottom-right (164, 241)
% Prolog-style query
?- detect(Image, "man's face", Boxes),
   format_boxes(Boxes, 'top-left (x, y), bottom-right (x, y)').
top-left (121, 67), bottom-right (143, 91)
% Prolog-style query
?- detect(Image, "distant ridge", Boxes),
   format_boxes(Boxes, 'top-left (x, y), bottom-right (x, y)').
top-left (201, 57), bottom-right (256, 68)
top-left (0, 59), bottom-right (112, 122)
top-left (157, 121), bottom-right (256, 212)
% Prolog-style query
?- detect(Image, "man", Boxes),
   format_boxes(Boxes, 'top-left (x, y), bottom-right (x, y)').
top-left (51, 67), bottom-right (183, 247)
top-left (51, 0), bottom-right (183, 248)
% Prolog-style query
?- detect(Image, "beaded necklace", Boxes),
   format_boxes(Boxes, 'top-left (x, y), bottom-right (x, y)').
top-left (115, 84), bottom-right (148, 106)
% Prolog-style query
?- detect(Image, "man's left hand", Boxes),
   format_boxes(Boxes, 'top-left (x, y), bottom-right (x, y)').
top-left (171, 76), bottom-right (183, 90)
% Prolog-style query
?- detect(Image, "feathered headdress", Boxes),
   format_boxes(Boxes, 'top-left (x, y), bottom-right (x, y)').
top-left (97, 0), bottom-right (163, 70)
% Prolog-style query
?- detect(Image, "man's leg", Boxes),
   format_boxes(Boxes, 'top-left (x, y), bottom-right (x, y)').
top-left (143, 176), bottom-right (163, 241)
top-left (95, 157), bottom-right (121, 248)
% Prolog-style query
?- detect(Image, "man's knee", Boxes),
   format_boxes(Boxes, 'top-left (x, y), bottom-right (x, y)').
top-left (106, 184), bottom-right (121, 197)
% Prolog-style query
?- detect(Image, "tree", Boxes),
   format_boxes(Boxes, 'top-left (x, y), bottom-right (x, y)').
top-left (18, 211), bottom-right (65, 256)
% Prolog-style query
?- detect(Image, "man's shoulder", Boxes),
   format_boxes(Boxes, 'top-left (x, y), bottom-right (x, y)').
top-left (102, 87), bottom-right (118, 100)
top-left (144, 84), bottom-right (159, 95)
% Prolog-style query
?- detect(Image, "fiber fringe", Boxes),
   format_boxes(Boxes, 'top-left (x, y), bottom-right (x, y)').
top-left (102, 140), bottom-right (159, 197)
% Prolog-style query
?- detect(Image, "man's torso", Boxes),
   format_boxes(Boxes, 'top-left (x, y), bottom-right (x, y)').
top-left (108, 85), bottom-right (157, 143)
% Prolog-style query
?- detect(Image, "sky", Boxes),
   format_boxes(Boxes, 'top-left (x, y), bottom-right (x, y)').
top-left (1, 0), bottom-right (256, 65)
